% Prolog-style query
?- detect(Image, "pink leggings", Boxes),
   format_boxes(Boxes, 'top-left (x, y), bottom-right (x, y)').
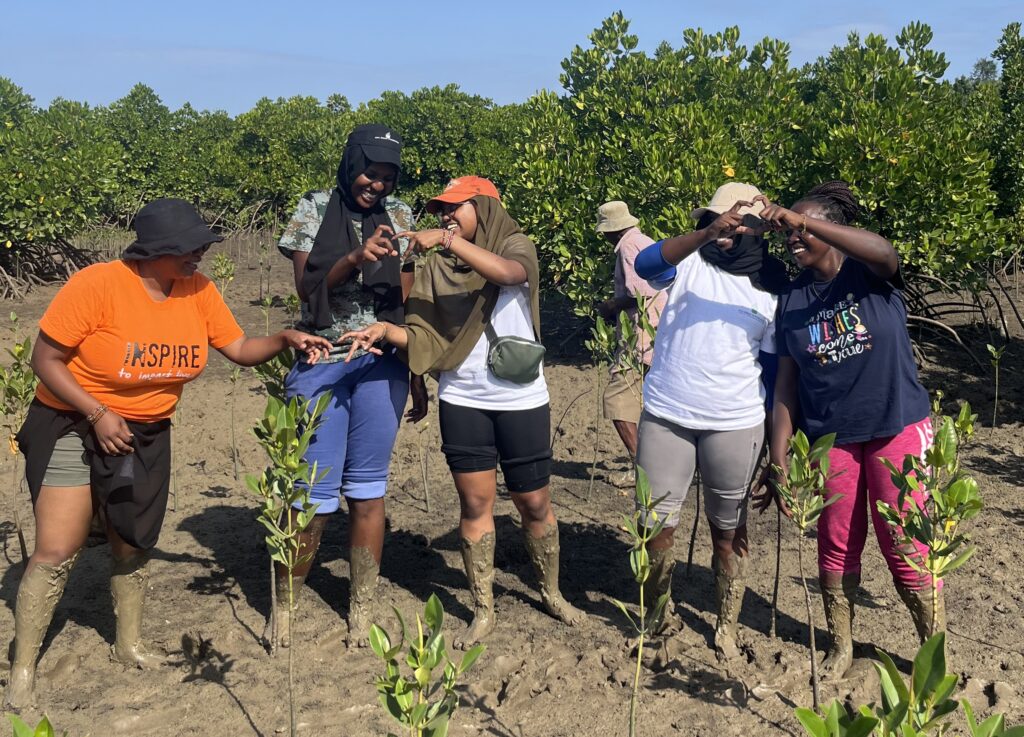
top-left (818, 418), bottom-right (937, 591)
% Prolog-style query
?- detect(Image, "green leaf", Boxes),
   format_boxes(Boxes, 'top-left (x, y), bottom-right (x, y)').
top-left (369, 624), bottom-right (392, 660)
top-left (458, 644), bottom-right (486, 674)
top-left (8, 715), bottom-right (36, 737)
top-left (794, 708), bottom-right (827, 737)
top-left (911, 632), bottom-right (946, 700)
top-left (424, 593), bottom-right (444, 632)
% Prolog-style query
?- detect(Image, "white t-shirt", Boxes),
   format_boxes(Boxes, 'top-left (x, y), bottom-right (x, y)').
top-left (643, 255), bottom-right (777, 431)
top-left (438, 285), bottom-right (549, 411)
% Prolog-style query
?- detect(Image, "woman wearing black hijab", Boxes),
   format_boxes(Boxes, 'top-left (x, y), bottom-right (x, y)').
top-left (631, 182), bottom-right (788, 661)
top-left (276, 124), bottom-right (422, 648)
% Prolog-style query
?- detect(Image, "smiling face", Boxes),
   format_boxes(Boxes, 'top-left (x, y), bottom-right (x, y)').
top-left (156, 243), bottom-right (211, 279)
top-left (438, 201), bottom-right (478, 242)
top-left (350, 162), bottom-right (398, 209)
top-left (785, 200), bottom-right (835, 270)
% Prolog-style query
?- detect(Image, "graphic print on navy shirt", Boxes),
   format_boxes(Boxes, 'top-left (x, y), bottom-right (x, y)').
top-left (777, 258), bottom-right (929, 445)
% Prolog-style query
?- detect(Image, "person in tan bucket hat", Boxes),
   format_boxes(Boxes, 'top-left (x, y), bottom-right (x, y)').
top-left (630, 181), bottom-right (789, 660)
top-left (594, 202), bottom-right (665, 475)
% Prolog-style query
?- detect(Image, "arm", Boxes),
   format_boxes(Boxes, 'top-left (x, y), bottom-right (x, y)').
top-left (769, 356), bottom-right (800, 480)
top-left (756, 196), bottom-right (898, 281)
top-left (31, 331), bottom-right (135, 455)
top-left (295, 225), bottom-right (400, 301)
top-left (659, 201), bottom-right (753, 266)
top-left (401, 229), bottom-right (527, 286)
top-left (337, 322), bottom-right (409, 362)
top-left (217, 330), bottom-right (333, 367)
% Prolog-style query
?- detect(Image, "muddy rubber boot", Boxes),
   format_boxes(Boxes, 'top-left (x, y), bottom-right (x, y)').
top-left (274, 514), bottom-right (326, 649)
top-left (4, 553), bottom-right (79, 710)
top-left (645, 545), bottom-right (682, 636)
top-left (454, 532), bottom-right (497, 650)
top-left (895, 583), bottom-right (946, 643)
top-left (346, 546), bottom-right (380, 648)
top-left (820, 574), bottom-right (858, 679)
top-left (111, 552), bottom-right (162, 668)
top-left (524, 523), bottom-right (585, 626)
top-left (713, 551), bottom-right (747, 662)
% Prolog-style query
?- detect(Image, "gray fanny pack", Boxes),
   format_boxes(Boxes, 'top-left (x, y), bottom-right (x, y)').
top-left (484, 322), bottom-right (545, 385)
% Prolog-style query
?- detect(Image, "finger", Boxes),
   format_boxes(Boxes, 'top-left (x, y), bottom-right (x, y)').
top-left (727, 199), bottom-right (753, 214)
top-left (344, 342), bottom-right (359, 363)
top-left (374, 224), bottom-right (395, 237)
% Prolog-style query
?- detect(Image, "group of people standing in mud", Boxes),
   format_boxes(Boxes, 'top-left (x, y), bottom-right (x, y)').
top-left (5, 123), bottom-right (942, 711)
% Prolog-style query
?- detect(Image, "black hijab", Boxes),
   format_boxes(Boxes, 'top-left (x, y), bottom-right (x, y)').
top-left (696, 214), bottom-right (789, 295)
top-left (301, 124), bottom-right (404, 329)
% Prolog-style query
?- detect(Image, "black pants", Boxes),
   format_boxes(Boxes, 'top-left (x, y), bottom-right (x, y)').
top-left (438, 401), bottom-right (552, 493)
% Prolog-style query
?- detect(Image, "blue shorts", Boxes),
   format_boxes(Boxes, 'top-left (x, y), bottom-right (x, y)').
top-left (284, 350), bottom-right (408, 511)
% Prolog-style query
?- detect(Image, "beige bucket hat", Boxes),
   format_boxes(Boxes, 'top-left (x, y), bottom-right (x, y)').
top-left (691, 182), bottom-right (765, 220)
top-left (595, 201), bottom-right (640, 232)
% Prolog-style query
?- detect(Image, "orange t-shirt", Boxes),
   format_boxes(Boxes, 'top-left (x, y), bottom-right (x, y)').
top-left (36, 260), bottom-right (245, 421)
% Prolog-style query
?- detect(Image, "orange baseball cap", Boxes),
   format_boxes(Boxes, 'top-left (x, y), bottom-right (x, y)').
top-left (425, 176), bottom-right (501, 214)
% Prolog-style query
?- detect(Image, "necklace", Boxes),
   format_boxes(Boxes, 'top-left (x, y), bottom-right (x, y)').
top-left (810, 279), bottom-right (835, 304)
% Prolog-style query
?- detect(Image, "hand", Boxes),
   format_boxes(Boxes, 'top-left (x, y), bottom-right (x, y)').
top-left (339, 323), bottom-right (388, 362)
top-left (398, 229), bottom-right (449, 261)
top-left (753, 195), bottom-right (803, 232)
top-left (752, 465), bottom-right (792, 517)
top-left (350, 224), bottom-right (398, 265)
top-left (406, 373), bottom-right (428, 423)
top-left (282, 329), bottom-right (333, 365)
top-left (596, 298), bottom-right (618, 320)
top-left (702, 200), bottom-right (762, 249)
top-left (93, 410), bottom-right (135, 456)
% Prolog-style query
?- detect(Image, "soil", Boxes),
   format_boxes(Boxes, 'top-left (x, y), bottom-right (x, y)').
top-left (2, 234), bottom-right (1023, 737)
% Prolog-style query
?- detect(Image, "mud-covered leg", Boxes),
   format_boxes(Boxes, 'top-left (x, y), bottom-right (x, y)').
top-left (454, 532), bottom-right (497, 650)
top-left (5, 553), bottom-right (80, 709)
top-left (820, 573), bottom-right (858, 679)
top-left (523, 522), bottom-right (585, 626)
top-left (645, 526), bottom-right (682, 636)
top-left (110, 551), bottom-right (162, 668)
top-left (895, 582), bottom-right (946, 643)
top-left (274, 513), bottom-right (328, 649)
top-left (712, 548), bottom-right (747, 662)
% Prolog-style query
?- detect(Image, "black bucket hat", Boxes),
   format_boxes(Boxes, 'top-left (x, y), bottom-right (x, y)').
top-left (123, 198), bottom-right (223, 261)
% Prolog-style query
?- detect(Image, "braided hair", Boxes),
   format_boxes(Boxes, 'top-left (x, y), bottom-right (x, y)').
top-left (799, 180), bottom-right (861, 225)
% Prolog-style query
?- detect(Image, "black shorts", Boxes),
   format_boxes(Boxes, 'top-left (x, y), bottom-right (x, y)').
top-left (438, 400), bottom-right (552, 493)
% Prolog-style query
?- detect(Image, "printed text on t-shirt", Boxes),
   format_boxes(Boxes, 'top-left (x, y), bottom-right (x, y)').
top-left (118, 341), bottom-right (202, 381)
top-left (805, 294), bottom-right (873, 367)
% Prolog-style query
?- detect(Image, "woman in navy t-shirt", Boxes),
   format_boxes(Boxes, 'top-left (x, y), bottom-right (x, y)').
top-left (755, 181), bottom-right (936, 680)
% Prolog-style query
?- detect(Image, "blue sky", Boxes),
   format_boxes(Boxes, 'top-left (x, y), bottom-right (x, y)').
top-left (2, 1), bottom-right (1019, 114)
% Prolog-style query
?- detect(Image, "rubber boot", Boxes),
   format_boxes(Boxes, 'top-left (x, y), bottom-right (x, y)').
top-left (346, 546), bottom-right (380, 648)
top-left (111, 552), bottom-right (161, 668)
top-left (274, 514), bottom-right (327, 648)
top-left (453, 532), bottom-right (496, 650)
top-left (713, 551), bottom-right (747, 662)
top-left (523, 523), bottom-right (585, 626)
top-left (644, 544), bottom-right (682, 636)
top-left (895, 583), bottom-right (946, 643)
top-left (4, 553), bottom-right (79, 710)
top-left (820, 574), bottom-right (859, 679)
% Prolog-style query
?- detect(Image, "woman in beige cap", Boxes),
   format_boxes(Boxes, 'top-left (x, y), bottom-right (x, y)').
top-left (631, 182), bottom-right (788, 659)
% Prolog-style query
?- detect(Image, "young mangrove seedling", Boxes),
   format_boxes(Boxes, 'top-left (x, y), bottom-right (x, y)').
top-left (1, 312), bottom-right (38, 565)
top-left (610, 466), bottom-right (670, 737)
top-left (370, 593), bottom-right (485, 737)
top-left (986, 343), bottom-right (1006, 428)
top-left (211, 252), bottom-right (236, 296)
top-left (246, 391), bottom-right (331, 737)
top-left (772, 430), bottom-right (840, 711)
top-left (877, 403), bottom-right (982, 637)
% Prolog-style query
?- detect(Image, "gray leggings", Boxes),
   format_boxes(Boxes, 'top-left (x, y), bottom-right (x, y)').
top-left (636, 411), bottom-right (763, 531)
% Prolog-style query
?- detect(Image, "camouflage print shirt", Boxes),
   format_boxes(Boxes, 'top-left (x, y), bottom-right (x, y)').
top-left (278, 191), bottom-right (414, 362)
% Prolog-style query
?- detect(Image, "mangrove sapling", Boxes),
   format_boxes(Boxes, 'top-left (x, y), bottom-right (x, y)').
top-left (1, 313), bottom-right (39, 566)
top-left (210, 252), bottom-right (236, 296)
top-left (284, 293), bottom-right (301, 323)
top-left (247, 391), bottom-right (331, 737)
top-left (772, 431), bottom-right (841, 711)
top-left (8, 713), bottom-right (62, 737)
top-left (586, 316), bottom-right (616, 499)
top-left (987, 343), bottom-right (1006, 427)
top-left (610, 466), bottom-right (670, 737)
top-left (370, 593), bottom-right (485, 737)
top-left (877, 403), bottom-right (982, 637)
top-left (228, 367), bottom-right (241, 480)
top-left (259, 295), bottom-right (273, 336)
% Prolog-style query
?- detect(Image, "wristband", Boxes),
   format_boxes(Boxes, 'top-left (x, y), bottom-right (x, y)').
top-left (86, 404), bottom-right (109, 425)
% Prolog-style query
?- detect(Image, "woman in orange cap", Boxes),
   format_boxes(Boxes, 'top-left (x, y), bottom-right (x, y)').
top-left (341, 176), bottom-right (584, 648)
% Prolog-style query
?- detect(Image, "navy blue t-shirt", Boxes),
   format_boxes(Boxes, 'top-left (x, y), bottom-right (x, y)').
top-left (776, 258), bottom-right (929, 445)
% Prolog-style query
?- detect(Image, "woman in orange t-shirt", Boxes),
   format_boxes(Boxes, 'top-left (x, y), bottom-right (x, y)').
top-left (5, 198), bottom-right (331, 710)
